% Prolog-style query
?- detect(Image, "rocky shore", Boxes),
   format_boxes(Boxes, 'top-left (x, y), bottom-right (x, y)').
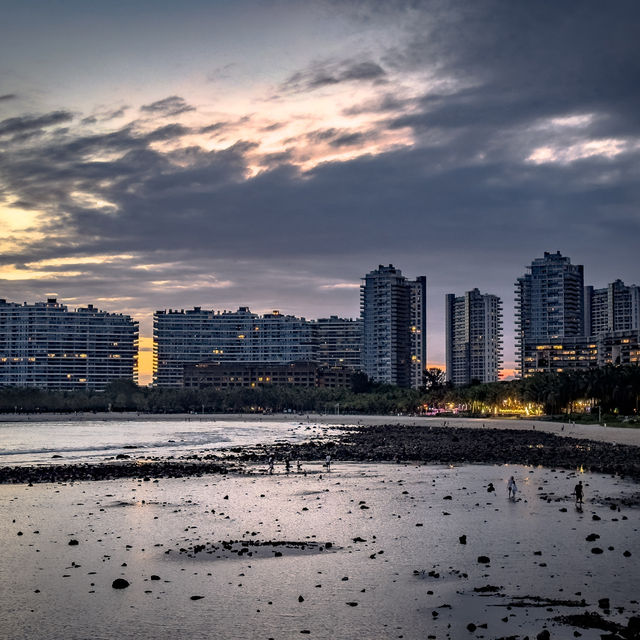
top-left (2, 423), bottom-right (639, 484)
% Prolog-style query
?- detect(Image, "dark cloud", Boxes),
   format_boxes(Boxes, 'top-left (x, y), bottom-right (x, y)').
top-left (0, 110), bottom-right (73, 137)
top-left (280, 59), bottom-right (386, 94)
top-left (0, 94), bottom-right (18, 102)
top-left (140, 95), bottom-right (195, 117)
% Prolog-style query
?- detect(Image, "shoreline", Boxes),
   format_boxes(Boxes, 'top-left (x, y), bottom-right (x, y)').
top-left (1, 411), bottom-right (639, 445)
top-left (2, 421), bottom-right (640, 486)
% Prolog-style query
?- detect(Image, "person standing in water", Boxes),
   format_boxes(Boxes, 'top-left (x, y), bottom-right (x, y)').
top-left (507, 476), bottom-right (518, 501)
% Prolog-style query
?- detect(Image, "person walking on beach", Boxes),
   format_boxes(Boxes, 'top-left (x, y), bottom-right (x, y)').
top-left (324, 454), bottom-right (331, 471)
top-left (507, 476), bottom-right (517, 501)
top-left (268, 455), bottom-right (275, 475)
top-left (574, 480), bottom-right (584, 507)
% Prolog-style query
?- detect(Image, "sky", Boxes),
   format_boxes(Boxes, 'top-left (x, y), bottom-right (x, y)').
top-left (1, 0), bottom-right (639, 385)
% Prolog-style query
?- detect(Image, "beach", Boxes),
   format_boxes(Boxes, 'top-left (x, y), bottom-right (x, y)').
top-left (2, 416), bottom-right (640, 639)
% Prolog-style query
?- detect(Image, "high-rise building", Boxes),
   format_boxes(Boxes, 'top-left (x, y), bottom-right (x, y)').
top-left (360, 265), bottom-right (426, 388)
top-left (445, 289), bottom-right (503, 385)
top-left (584, 279), bottom-right (640, 336)
top-left (309, 316), bottom-right (362, 370)
top-left (409, 276), bottom-right (427, 389)
top-left (0, 298), bottom-right (138, 390)
top-left (153, 307), bottom-right (313, 387)
top-left (515, 251), bottom-right (584, 377)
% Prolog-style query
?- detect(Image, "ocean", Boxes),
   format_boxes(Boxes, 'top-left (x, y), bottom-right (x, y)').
top-left (0, 417), bottom-right (333, 466)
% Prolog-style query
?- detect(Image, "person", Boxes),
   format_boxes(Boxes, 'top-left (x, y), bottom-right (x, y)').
top-left (268, 455), bottom-right (275, 475)
top-left (507, 476), bottom-right (517, 501)
top-left (574, 480), bottom-right (584, 507)
top-left (284, 454), bottom-right (291, 474)
top-left (325, 454), bottom-right (331, 471)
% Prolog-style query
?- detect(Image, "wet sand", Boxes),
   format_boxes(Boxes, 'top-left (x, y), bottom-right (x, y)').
top-left (3, 462), bottom-right (639, 640)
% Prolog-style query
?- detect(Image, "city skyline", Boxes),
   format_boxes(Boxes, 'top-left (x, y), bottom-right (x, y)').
top-left (2, 2), bottom-right (639, 384)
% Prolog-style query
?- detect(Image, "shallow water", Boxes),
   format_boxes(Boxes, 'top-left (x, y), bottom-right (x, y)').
top-left (2, 463), bottom-right (639, 639)
top-left (0, 418), bottom-right (331, 465)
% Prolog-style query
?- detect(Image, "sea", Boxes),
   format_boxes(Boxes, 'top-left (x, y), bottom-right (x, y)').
top-left (0, 416), bottom-right (334, 466)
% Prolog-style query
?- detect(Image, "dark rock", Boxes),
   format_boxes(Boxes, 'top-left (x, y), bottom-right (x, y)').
top-left (68, 539), bottom-right (79, 546)
top-left (150, 575), bottom-right (160, 581)
top-left (298, 595), bottom-right (304, 602)
top-left (346, 602), bottom-right (358, 606)
top-left (623, 551), bottom-right (632, 557)
top-left (477, 556), bottom-right (490, 564)
top-left (599, 598), bottom-right (610, 609)
top-left (628, 617), bottom-right (640, 633)
top-left (586, 534), bottom-right (600, 542)
top-left (537, 630), bottom-right (550, 640)
top-left (466, 623), bottom-right (477, 632)
top-left (591, 547), bottom-right (604, 554)
top-left (459, 535), bottom-right (467, 544)
top-left (190, 595), bottom-right (204, 600)
top-left (112, 578), bottom-right (130, 589)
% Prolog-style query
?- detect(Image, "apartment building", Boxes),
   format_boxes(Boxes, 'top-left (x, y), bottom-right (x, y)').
top-left (0, 298), bottom-right (138, 390)
top-left (445, 289), bottom-right (503, 385)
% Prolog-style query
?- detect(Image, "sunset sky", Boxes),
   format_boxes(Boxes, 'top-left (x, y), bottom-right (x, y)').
top-left (1, 1), bottom-right (639, 384)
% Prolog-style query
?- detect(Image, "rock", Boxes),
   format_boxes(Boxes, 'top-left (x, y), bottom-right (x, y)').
top-left (68, 539), bottom-right (79, 546)
top-left (477, 556), bottom-right (490, 564)
top-left (190, 595), bottom-right (204, 600)
top-left (150, 575), bottom-right (160, 581)
top-left (598, 598), bottom-right (610, 609)
top-left (346, 602), bottom-right (358, 606)
top-left (586, 533), bottom-right (600, 542)
top-left (628, 617), bottom-right (640, 633)
top-left (298, 595), bottom-right (304, 602)
top-left (623, 551), bottom-right (632, 557)
top-left (487, 483), bottom-right (495, 493)
top-left (466, 622), bottom-right (477, 632)
top-left (112, 578), bottom-right (130, 589)
top-left (591, 547), bottom-right (604, 554)
top-left (536, 630), bottom-right (550, 640)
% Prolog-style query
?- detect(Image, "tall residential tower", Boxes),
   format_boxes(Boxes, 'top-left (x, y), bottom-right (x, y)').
top-left (360, 265), bottom-right (426, 388)
top-left (445, 289), bottom-right (503, 385)
top-left (515, 251), bottom-right (585, 377)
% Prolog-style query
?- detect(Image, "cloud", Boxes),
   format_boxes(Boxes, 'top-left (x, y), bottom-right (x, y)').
top-left (280, 59), bottom-right (386, 94)
top-left (0, 94), bottom-right (18, 102)
top-left (140, 95), bottom-right (195, 117)
top-left (0, 110), bottom-right (74, 137)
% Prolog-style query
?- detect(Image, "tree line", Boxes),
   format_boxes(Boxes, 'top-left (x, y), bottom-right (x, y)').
top-left (0, 365), bottom-right (638, 419)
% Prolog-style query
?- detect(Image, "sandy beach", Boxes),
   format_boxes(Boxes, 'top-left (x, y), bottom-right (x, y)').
top-left (2, 415), bottom-right (640, 638)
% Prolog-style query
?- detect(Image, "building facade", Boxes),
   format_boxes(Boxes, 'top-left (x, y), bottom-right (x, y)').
top-left (183, 361), bottom-right (354, 390)
top-left (521, 329), bottom-right (640, 375)
top-left (515, 251), bottom-right (585, 377)
top-left (360, 265), bottom-right (426, 388)
top-left (584, 279), bottom-right (640, 336)
top-left (0, 298), bottom-right (138, 390)
top-left (309, 316), bottom-right (362, 370)
top-left (153, 307), bottom-right (314, 387)
top-left (445, 289), bottom-right (503, 385)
